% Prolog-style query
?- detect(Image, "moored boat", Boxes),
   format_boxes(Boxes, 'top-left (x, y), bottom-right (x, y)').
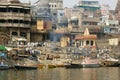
top-left (0, 64), bottom-right (9, 70)
top-left (100, 58), bottom-right (119, 67)
top-left (14, 58), bottom-right (38, 70)
top-left (14, 64), bottom-right (37, 70)
top-left (0, 62), bottom-right (9, 70)
top-left (65, 63), bottom-right (82, 68)
top-left (81, 57), bottom-right (100, 68)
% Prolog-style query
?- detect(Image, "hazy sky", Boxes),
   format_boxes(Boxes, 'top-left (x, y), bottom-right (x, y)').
top-left (20, 0), bottom-right (118, 10)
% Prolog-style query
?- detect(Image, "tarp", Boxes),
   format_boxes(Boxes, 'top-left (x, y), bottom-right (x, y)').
top-left (0, 52), bottom-right (7, 58)
top-left (0, 45), bottom-right (7, 51)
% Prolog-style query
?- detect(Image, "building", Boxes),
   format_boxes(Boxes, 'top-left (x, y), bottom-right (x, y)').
top-left (0, 0), bottom-right (31, 44)
top-left (74, 28), bottom-right (97, 49)
top-left (31, 19), bottom-right (52, 42)
top-left (74, 0), bottom-right (101, 33)
top-left (33, 0), bottom-right (63, 23)
top-left (74, 0), bottom-right (100, 11)
top-left (64, 8), bottom-right (83, 34)
top-left (109, 38), bottom-right (120, 46)
top-left (32, 0), bottom-right (51, 21)
top-left (115, 0), bottom-right (120, 24)
top-left (49, 0), bottom-right (63, 11)
top-left (60, 36), bottom-right (70, 47)
top-left (57, 9), bottom-right (68, 28)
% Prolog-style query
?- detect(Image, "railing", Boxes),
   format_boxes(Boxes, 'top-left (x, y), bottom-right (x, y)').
top-left (0, 23), bottom-right (8, 27)
top-left (24, 14), bottom-right (30, 17)
top-left (82, 17), bottom-right (100, 22)
top-left (0, 23), bottom-right (30, 28)
top-left (24, 17), bottom-right (31, 21)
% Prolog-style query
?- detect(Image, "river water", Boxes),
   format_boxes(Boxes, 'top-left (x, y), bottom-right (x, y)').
top-left (0, 67), bottom-right (120, 80)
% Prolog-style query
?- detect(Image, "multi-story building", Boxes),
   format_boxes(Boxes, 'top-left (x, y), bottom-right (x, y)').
top-left (64, 8), bottom-right (83, 29)
top-left (74, 0), bottom-right (101, 33)
top-left (115, 0), bottom-right (120, 23)
top-left (30, 0), bottom-right (64, 42)
top-left (49, 0), bottom-right (63, 11)
top-left (0, 0), bottom-right (31, 44)
top-left (33, 0), bottom-right (63, 22)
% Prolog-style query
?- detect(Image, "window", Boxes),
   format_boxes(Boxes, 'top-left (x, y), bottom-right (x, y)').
top-left (12, 32), bottom-right (18, 36)
top-left (86, 40), bottom-right (89, 45)
top-left (59, 13), bottom-right (63, 16)
top-left (20, 32), bottom-right (26, 37)
top-left (0, 8), bottom-right (6, 12)
top-left (91, 41), bottom-right (93, 46)
top-left (53, 13), bottom-right (57, 16)
top-left (55, 5), bottom-right (56, 7)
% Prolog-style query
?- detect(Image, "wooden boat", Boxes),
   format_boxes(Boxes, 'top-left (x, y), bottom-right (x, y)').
top-left (65, 60), bottom-right (82, 68)
top-left (14, 59), bottom-right (38, 70)
top-left (0, 64), bottom-right (9, 70)
top-left (14, 64), bottom-right (37, 70)
top-left (0, 62), bottom-right (9, 70)
top-left (38, 56), bottom-right (71, 68)
top-left (81, 58), bottom-right (100, 68)
top-left (65, 63), bottom-right (82, 68)
top-left (37, 64), bottom-right (44, 68)
top-left (100, 58), bottom-right (119, 67)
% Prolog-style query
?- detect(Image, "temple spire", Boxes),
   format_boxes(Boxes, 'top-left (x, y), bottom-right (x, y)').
top-left (84, 28), bottom-right (90, 36)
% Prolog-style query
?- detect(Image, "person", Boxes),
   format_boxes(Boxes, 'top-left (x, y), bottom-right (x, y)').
top-left (1, 61), bottom-right (4, 65)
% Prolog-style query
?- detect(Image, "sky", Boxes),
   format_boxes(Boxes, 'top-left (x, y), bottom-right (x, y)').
top-left (20, 0), bottom-right (118, 10)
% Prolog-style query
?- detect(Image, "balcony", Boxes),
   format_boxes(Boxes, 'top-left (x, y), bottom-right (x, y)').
top-left (0, 16), bottom-right (6, 19)
top-left (82, 17), bottom-right (100, 22)
top-left (0, 12), bottom-right (31, 20)
top-left (24, 14), bottom-right (30, 17)
top-left (24, 17), bottom-right (31, 21)
top-left (0, 23), bottom-right (8, 27)
top-left (0, 22), bottom-right (30, 28)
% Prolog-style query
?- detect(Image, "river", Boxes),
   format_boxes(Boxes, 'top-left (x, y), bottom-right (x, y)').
top-left (0, 67), bottom-right (120, 80)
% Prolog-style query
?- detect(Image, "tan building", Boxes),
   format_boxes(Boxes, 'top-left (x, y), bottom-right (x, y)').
top-left (64, 8), bottom-right (83, 27)
top-left (0, 0), bottom-right (31, 44)
top-left (31, 20), bottom-right (52, 42)
top-left (115, 0), bottom-right (120, 24)
top-left (74, 28), bottom-right (97, 49)
top-left (60, 36), bottom-right (70, 47)
top-left (109, 38), bottom-right (120, 46)
top-left (49, 0), bottom-right (63, 10)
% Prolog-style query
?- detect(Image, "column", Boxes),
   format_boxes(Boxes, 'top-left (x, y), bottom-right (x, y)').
top-left (10, 29), bottom-right (12, 38)
top-left (84, 40), bottom-right (86, 46)
top-left (89, 40), bottom-right (91, 46)
top-left (93, 40), bottom-right (96, 46)
top-left (17, 29), bottom-right (20, 37)
top-left (26, 31), bottom-right (30, 42)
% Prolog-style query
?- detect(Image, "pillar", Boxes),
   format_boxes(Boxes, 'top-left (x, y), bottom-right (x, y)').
top-left (26, 31), bottom-right (30, 42)
top-left (17, 29), bottom-right (20, 37)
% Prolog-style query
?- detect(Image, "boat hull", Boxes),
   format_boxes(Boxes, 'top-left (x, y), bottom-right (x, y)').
top-left (14, 65), bottom-right (37, 70)
top-left (65, 63), bottom-right (82, 68)
top-left (81, 64), bottom-right (100, 68)
top-left (0, 66), bottom-right (9, 70)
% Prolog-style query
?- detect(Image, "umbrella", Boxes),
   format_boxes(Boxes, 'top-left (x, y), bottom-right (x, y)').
top-left (0, 45), bottom-right (7, 51)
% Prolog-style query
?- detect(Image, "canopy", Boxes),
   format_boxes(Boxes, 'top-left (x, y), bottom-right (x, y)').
top-left (5, 47), bottom-right (13, 51)
top-left (0, 45), bottom-right (7, 51)
top-left (12, 36), bottom-right (27, 41)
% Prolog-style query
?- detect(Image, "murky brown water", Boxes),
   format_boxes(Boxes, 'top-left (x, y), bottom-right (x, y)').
top-left (0, 67), bottom-right (120, 80)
